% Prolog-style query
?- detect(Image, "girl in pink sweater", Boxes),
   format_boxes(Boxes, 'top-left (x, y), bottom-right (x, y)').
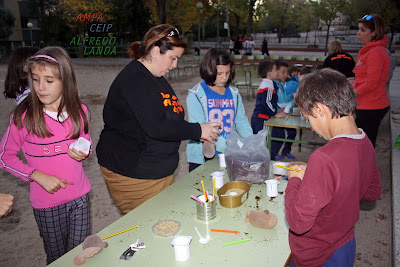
top-left (0, 47), bottom-right (92, 264)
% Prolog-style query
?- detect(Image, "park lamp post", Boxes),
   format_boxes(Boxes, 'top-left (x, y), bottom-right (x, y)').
top-left (27, 22), bottom-right (33, 46)
top-left (216, 0), bottom-right (220, 47)
top-left (197, 2), bottom-right (203, 55)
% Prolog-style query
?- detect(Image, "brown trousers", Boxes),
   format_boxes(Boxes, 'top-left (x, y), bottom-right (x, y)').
top-left (100, 166), bottom-right (174, 215)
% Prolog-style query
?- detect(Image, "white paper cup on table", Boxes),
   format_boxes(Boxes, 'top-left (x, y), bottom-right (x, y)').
top-left (284, 105), bottom-right (291, 114)
top-left (265, 180), bottom-right (280, 197)
top-left (292, 107), bottom-right (300, 116)
top-left (272, 162), bottom-right (288, 176)
top-left (210, 171), bottom-right (225, 189)
top-left (218, 153), bottom-right (226, 168)
top-left (171, 235), bottom-right (192, 261)
top-left (196, 194), bottom-right (216, 220)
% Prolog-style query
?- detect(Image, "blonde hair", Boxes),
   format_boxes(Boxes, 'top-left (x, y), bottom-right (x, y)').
top-left (328, 40), bottom-right (342, 55)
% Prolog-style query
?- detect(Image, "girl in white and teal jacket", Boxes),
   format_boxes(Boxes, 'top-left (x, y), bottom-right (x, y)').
top-left (186, 48), bottom-right (253, 172)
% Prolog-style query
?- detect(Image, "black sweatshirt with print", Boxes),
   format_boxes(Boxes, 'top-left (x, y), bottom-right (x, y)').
top-left (97, 60), bottom-right (201, 179)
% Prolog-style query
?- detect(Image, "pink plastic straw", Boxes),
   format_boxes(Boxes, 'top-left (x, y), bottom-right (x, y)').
top-left (191, 195), bottom-right (204, 203)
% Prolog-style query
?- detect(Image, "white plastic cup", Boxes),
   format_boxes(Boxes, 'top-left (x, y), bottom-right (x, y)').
top-left (265, 180), bottom-right (280, 197)
top-left (284, 105), bottom-right (291, 113)
top-left (210, 171), bottom-right (225, 189)
top-left (218, 153), bottom-right (226, 168)
top-left (300, 113), bottom-right (306, 121)
top-left (292, 107), bottom-right (300, 116)
top-left (272, 162), bottom-right (288, 176)
top-left (171, 235), bottom-right (192, 261)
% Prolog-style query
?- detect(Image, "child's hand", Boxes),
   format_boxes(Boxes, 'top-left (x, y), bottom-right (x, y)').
top-left (30, 170), bottom-right (71, 194)
top-left (287, 164), bottom-right (306, 180)
top-left (0, 193), bottom-right (14, 217)
top-left (68, 148), bottom-right (88, 161)
top-left (275, 112), bottom-right (286, 118)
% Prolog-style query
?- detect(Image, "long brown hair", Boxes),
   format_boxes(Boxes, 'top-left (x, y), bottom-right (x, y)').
top-left (127, 24), bottom-right (187, 60)
top-left (4, 46), bottom-right (39, 99)
top-left (12, 46), bottom-right (89, 139)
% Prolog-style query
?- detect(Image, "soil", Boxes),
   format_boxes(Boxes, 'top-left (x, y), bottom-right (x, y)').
top-left (0, 60), bottom-right (391, 266)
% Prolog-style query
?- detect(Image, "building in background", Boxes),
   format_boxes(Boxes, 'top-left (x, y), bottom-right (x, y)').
top-left (0, 0), bottom-right (40, 55)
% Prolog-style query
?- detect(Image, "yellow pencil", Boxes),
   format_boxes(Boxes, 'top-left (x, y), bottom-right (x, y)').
top-left (102, 225), bottom-right (139, 240)
top-left (276, 164), bottom-right (300, 172)
top-left (201, 180), bottom-right (208, 202)
top-left (212, 177), bottom-right (216, 201)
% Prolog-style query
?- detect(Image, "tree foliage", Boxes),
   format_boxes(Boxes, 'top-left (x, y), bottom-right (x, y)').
top-left (342, 0), bottom-right (400, 49)
top-left (0, 8), bottom-right (15, 39)
top-left (311, 0), bottom-right (346, 54)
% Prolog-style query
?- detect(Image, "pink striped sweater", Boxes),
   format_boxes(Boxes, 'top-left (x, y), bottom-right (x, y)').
top-left (0, 106), bottom-right (91, 209)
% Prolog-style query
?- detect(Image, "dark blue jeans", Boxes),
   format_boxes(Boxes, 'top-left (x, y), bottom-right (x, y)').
top-left (271, 127), bottom-right (296, 159)
top-left (291, 237), bottom-right (356, 267)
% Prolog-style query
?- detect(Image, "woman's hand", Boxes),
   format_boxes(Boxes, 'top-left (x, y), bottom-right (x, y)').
top-left (30, 170), bottom-right (72, 194)
top-left (200, 122), bottom-right (221, 143)
top-left (68, 148), bottom-right (88, 161)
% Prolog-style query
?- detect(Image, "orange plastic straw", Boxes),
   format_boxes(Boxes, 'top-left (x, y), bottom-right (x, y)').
top-left (211, 229), bottom-right (240, 234)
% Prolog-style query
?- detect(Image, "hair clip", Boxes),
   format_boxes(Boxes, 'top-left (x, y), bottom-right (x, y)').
top-left (33, 55), bottom-right (58, 63)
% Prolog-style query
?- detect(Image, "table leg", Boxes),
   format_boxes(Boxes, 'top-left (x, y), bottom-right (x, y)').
top-left (267, 126), bottom-right (272, 152)
top-left (299, 129), bottom-right (303, 152)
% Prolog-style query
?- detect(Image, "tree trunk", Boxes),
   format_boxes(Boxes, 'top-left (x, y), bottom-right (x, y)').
top-left (156, 0), bottom-right (166, 24)
top-left (246, 0), bottom-right (256, 36)
top-left (233, 13), bottom-right (240, 38)
top-left (324, 23), bottom-right (331, 56)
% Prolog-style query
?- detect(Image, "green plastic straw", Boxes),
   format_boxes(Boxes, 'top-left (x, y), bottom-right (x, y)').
top-left (222, 238), bottom-right (251, 246)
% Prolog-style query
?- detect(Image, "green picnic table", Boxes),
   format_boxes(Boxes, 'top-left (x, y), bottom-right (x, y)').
top-left (49, 158), bottom-right (291, 267)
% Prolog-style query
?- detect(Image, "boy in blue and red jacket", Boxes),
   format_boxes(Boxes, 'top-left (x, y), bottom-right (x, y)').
top-left (251, 60), bottom-right (286, 134)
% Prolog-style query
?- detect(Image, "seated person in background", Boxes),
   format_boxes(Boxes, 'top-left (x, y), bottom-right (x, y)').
top-left (298, 66), bottom-right (312, 82)
top-left (273, 60), bottom-right (296, 160)
top-left (251, 60), bottom-right (286, 134)
top-left (285, 68), bottom-right (381, 267)
top-left (187, 48), bottom-right (253, 172)
top-left (285, 66), bottom-right (300, 102)
top-left (323, 40), bottom-right (355, 78)
top-left (0, 193), bottom-right (14, 217)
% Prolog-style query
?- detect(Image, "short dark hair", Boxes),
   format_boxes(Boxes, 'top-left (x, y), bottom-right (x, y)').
top-left (289, 66), bottom-right (299, 76)
top-left (258, 60), bottom-right (275, 78)
top-left (299, 66), bottom-right (312, 76)
top-left (200, 48), bottom-right (235, 87)
top-left (275, 59), bottom-right (289, 70)
top-left (294, 68), bottom-right (356, 118)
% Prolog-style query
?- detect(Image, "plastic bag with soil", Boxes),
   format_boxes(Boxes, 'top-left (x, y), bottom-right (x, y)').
top-left (225, 129), bottom-right (270, 184)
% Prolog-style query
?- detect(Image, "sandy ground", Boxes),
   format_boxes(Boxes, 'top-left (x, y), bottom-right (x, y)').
top-left (0, 59), bottom-right (392, 266)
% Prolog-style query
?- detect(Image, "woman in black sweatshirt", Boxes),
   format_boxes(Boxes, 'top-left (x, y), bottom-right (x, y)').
top-left (96, 24), bottom-right (220, 214)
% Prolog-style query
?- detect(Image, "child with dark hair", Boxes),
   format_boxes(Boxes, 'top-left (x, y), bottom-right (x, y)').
top-left (251, 60), bottom-right (286, 134)
top-left (4, 46), bottom-right (40, 104)
top-left (186, 48), bottom-right (253, 171)
top-left (285, 68), bottom-right (381, 267)
top-left (273, 60), bottom-right (296, 160)
top-left (298, 66), bottom-right (312, 81)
